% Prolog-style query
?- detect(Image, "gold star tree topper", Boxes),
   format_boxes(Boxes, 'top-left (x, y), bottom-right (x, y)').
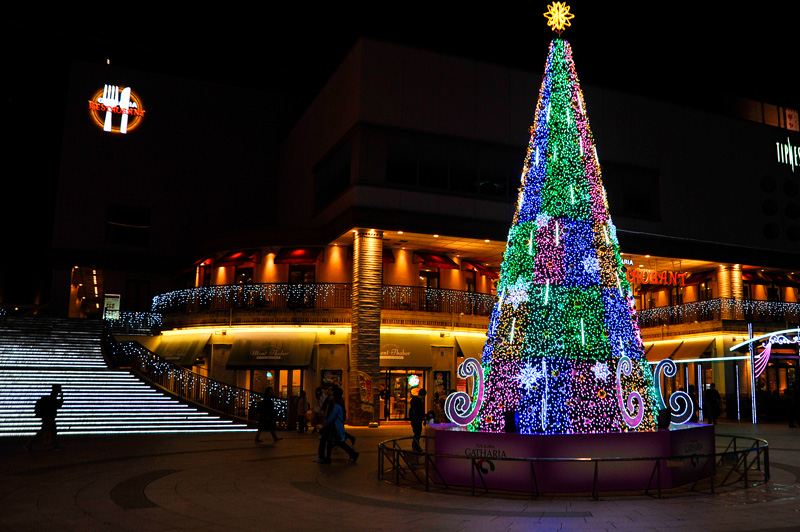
top-left (544, 1), bottom-right (575, 35)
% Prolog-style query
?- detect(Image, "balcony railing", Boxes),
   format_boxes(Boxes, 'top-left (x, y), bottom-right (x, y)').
top-left (152, 283), bottom-right (496, 317)
top-left (637, 298), bottom-right (800, 329)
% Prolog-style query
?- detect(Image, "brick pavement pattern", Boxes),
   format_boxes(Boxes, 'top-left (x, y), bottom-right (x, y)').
top-left (2, 422), bottom-right (800, 532)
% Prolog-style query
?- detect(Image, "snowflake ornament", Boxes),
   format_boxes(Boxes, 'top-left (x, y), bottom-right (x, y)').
top-left (504, 278), bottom-right (531, 310)
top-left (518, 362), bottom-right (544, 391)
top-left (535, 213), bottom-right (551, 229)
top-left (591, 361), bottom-right (610, 381)
top-left (582, 255), bottom-right (600, 275)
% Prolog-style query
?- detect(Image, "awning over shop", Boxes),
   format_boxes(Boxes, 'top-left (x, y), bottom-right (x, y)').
top-left (769, 273), bottom-right (800, 287)
top-left (216, 250), bottom-right (260, 267)
top-left (155, 333), bottom-right (210, 366)
top-left (462, 260), bottom-right (499, 279)
top-left (226, 332), bottom-right (316, 368)
top-left (785, 274), bottom-right (800, 287)
top-left (455, 335), bottom-right (487, 360)
top-left (740, 270), bottom-right (794, 285)
top-left (672, 338), bottom-right (714, 360)
top-left (683, 271), bottom-right (711, 286)
top-left (644, 340), bottom-right (684, 362)
top-left (181, 257), bottom-right (214, 274)
top-left (274, 247), bottom-right (322, 264)
top-left (414, 252), bottom-right (459, 270)
top-left (380, 334), bottom-right (433, 368)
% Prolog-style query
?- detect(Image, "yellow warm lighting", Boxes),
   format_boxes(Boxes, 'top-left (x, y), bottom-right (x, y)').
top-left (163, 325), bottom-right (488, 338)
top-left (544, 1), bottom-right (574, 34)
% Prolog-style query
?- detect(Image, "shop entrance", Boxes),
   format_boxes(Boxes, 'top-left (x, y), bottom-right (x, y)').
top-left (251, 369), bottom-right (303, 399)
top-left (379, 369), bottom-right (426, 421)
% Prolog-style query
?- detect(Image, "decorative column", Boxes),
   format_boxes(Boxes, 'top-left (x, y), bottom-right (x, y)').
top-left (349, 229), bottom-right (383, 426)
top-left (718, 265), bottom-right (732, 319)
top-left (731, 264), bottom-right (744, 320)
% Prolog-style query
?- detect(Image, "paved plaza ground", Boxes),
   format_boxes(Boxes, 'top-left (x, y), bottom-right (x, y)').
top-left (1, 421), bottom-right (800, 532)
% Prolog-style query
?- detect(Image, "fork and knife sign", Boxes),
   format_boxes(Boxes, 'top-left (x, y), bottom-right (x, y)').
top-left (97, 84), bottom-right (132, 134)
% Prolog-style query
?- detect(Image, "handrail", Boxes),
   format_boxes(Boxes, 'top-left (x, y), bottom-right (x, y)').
top-left (106, 312), bottom-right (163, 334)
top-left (378, 433), bottom-right (769, 499)
top-left (102, 326), bottom-right (287, 424)
top-left (150, 283), bottom-right (496, 317)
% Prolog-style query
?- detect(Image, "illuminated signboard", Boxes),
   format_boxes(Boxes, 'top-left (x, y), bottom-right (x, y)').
top-left (788, 109), bottom-right (799, 132)
top-left (625, 268), bottom-right (687, 286)
top-left (88, 84), bottom-right (145, 134)
top-left (776, 137), bottom-right (800, 173)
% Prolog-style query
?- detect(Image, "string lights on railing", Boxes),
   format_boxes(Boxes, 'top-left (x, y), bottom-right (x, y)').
top-left (151, 283), bottom-right (342, 312)
top-left (108, 312), bottom-right (163, 328)
top-left (151, 283), bottom-right (498, 316)
top-left (636, 298), bottom-right (800, 325)
top-left (117, 342), bottom-right (288, 421)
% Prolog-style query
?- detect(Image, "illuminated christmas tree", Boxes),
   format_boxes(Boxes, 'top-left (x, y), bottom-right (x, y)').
top-left (450, 5), bottom-right (659, 434)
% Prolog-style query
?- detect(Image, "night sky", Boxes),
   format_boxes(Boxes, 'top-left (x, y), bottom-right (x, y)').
top-left (3, 5), bottom-right (798, 309)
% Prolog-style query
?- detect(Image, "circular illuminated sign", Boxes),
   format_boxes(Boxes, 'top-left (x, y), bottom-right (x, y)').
top-left (88, 84), bottom-right (146, 134)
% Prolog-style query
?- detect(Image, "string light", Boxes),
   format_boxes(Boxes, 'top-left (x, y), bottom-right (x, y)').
top-left (152, 284), bottom-right (497, 317)
top-left (637, 298), bottom-right (800, 326)
top-left (107, 312), bottom-right (162, 328)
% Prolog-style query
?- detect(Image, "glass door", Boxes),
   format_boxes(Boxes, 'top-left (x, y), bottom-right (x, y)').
top-left (380, 369), bottom-right (426, 420)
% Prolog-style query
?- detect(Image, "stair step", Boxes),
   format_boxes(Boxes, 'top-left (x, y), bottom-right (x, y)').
top-left (0, 318), bottom-right (252, 436)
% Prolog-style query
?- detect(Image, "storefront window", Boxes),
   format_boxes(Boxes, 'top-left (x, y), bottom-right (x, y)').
top-left (235, 266), bottom-right (253, 285)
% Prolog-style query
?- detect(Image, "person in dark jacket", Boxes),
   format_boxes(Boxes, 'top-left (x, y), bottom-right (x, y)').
top-left (319, 387), bottom-right (359, 463)
top-left (704, 383), bottom-right (722, 425)
top-left (296, 390), bottom-right (309, 433)
top-left (313, 385), bottom-right (355, 462)
top-left (255, 387), bottom-right (282, 444)
top-left (409, 388), bottom-right (426, 452)
top-left (25, 384), bottom-right (64, 451)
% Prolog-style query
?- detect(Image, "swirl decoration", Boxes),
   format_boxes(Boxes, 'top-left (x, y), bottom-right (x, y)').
top-left (654, 359), bottom-right (693, 425)
top-left (615, 356), bottom-right (644, 428)
top-left (754, 342), bottom-right (772, 378)
top-left (444, 358), bottom-right (485, 426)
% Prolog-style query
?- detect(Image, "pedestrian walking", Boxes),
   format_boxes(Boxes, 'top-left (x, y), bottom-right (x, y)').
top-left (25, 384), bottom-right (64, 451)
top-left (317, 387), bottom-right (359, 464)
top-left (296, 390), bottom-right (309, 433)
top-left (314, 385), bottom-right (335, 461)
top-left (255, 387), bottom-right (282, 444)
top-left (704, 383), bottom-right (722, 425)
top-left (311, 387), bottom-right (325, 433)
top-left (409, 388), bottom-right (426, 452)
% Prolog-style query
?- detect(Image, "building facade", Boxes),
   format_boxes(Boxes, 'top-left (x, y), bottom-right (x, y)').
top-left (51, 39), bottom-right (800, 424)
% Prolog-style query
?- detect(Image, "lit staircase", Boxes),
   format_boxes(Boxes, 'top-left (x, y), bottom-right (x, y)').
top-left (0, 317), bottom-right (252, 436)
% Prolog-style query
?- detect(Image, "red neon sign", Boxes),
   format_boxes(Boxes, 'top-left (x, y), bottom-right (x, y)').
top-left (88, 85), bottom-right (146, 134)
top-left (625, 268), bottom-right (687, 286)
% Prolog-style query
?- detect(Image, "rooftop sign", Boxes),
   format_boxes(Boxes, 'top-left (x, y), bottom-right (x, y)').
top-left (777, 137), bottom-right (799, 173)
top-left (88, 84), bottom-right (145, 134)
